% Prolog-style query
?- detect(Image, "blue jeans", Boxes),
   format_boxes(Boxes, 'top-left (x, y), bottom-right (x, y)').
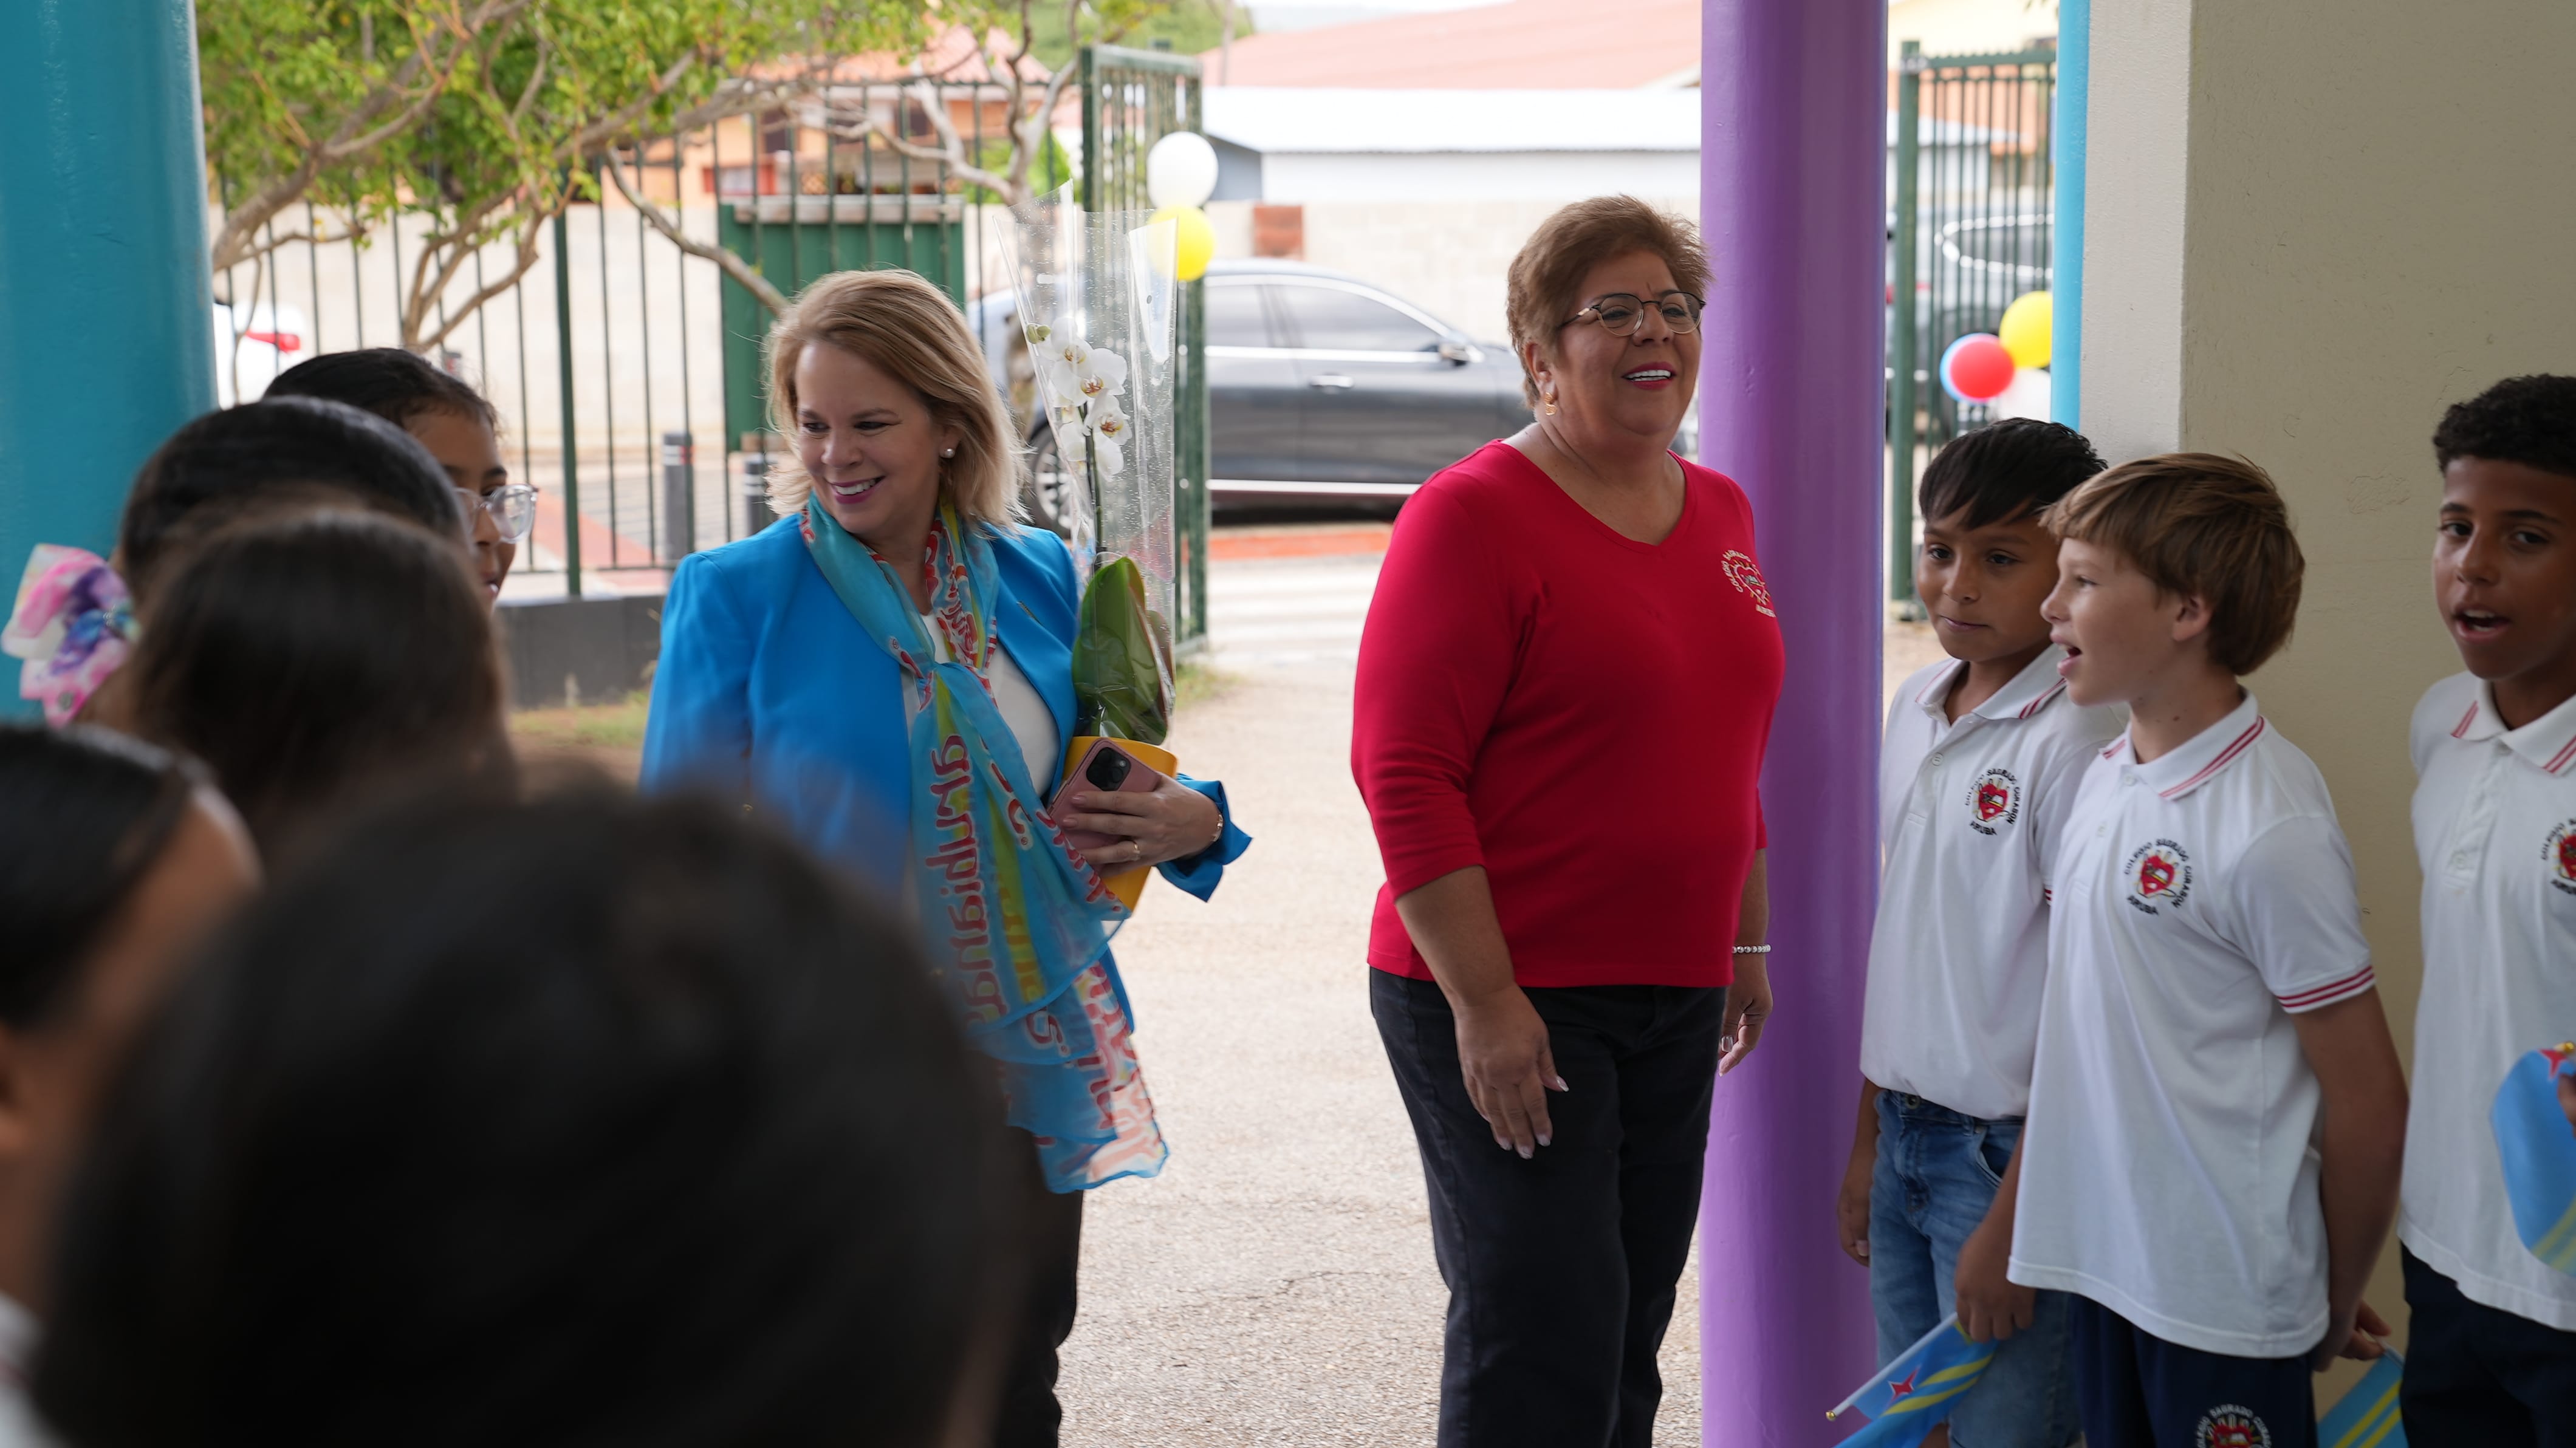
top-left (1870, 1091), bottom-right (2078, 1448)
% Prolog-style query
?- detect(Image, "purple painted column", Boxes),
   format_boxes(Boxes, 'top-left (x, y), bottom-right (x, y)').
top-left (1697, 0), bottom-right (1886, 1443)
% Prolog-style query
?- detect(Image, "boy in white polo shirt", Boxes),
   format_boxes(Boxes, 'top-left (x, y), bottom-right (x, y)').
top-left (2399, 374), bottom-right (2576, 1439)
top-left (1975, 454), bottom-right (2410, 1447)
top-left (1839, 419), bottom-right (2120, 1448)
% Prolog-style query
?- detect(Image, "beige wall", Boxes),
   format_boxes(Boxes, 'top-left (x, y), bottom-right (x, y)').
top-left (2080, 0), bottom-right (2576, 1384)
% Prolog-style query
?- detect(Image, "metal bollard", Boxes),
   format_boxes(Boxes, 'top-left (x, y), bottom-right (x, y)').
top-left (660, 430), bottom-right (695, 562)
top-left (739, 454), bottom-right (774, 537)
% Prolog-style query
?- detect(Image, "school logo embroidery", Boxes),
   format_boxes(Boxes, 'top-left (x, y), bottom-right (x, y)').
top-left (2124, 838), bottom-right (2194, 915)
top-left (1719, 550), bottom-right (1775, 617)
top-left (2545, 819), bottom-right (2576, 898)
top-left (1967, 767), bottom-right (2021, 836)
top-left (2194, 1405), bottom-right (2270, 1448)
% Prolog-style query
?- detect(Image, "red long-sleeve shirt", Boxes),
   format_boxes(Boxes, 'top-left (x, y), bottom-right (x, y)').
top-left (1352, 442), bottom-right (1785, 988)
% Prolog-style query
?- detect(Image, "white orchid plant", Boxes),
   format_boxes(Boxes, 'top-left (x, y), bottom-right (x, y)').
top-left (1028, 326), bottom-right (1132, 479)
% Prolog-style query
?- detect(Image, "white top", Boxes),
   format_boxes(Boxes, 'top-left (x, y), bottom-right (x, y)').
top-left (1860, 649), bottom-right (2123, 1119)
top-left (914, 615), bottom-right (1061, 791)
top-left (2400, 672), bottom-right (2576, 1330)
top-left (2009, 695), bottom-right (2376, 1357)
top-left (0, 1293), bottom-right (55, 1448)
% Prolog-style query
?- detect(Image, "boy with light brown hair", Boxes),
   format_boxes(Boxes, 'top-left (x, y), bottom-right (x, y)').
top-left (1959, 453), bottom-right (2410, 1445)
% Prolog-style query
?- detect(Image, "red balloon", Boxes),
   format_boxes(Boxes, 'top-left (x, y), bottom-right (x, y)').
top-left (1941, 333), bottom-right (2016, 403)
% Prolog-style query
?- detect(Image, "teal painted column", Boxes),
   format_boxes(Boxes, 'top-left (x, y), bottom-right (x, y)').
top-left (0, 0), bottom-right (214, 715)
top-left (2051, 0), bottom-right (2088, 428)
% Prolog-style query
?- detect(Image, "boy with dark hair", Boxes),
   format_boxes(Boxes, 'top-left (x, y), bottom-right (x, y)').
top-left (1840, 419), bottom-right (2119, 1447)
top-left (1980, 454), bottom-right (2409, 1445)
top-left (2399, 374), bottom-right (2576, 1439)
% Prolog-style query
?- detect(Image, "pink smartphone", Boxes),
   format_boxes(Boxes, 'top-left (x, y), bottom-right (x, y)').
top-left (1049, 739), bottom-right (1164, 853)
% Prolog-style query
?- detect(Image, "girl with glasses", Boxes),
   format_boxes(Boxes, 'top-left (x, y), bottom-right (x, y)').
top-left (270, 348), bottom-right (533, 604)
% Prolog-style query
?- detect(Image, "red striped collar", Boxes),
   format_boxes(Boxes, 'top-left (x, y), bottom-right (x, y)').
top-left (2117, 694), bottom-right (2268, 801)
top-left (2449, 680), bottom-right (2576, 776)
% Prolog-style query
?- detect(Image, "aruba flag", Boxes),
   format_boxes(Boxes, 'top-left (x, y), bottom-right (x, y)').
top-left (2493, 1043), bottom-right (2576, 1276)
top-left (1826, 1314), bottom-right (1995, 1447)
top-left (2316, 1351), bottom-right (2405, 1448)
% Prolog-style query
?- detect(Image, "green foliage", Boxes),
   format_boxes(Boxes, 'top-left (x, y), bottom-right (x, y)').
top-left (1019, 0), bottom-right (1243, 69)
top-left (962, 131), bottom-right (1074, 205)
top-left (200, 0), bottom-right (920, 341)
top-left (1071, 555), bottom-right (1173, 745)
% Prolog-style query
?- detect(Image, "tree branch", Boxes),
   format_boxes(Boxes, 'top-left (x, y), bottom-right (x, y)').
top-left (603, 146), bottom-right (790, 316)
top-left (400, 188), bottom-right (521, 348)
top-left (226, 220), bottom-right (371, 268)
top-left (209, 0), bottom-right (536, 270)
top-left (412, 211), bottom-right (550, 355)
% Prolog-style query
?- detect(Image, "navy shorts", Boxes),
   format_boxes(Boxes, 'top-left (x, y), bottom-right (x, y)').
top-left (2070, 1295), bottom-right (2315, 1448)
top-left (2400, 1246), bottom-right (2576, 1445)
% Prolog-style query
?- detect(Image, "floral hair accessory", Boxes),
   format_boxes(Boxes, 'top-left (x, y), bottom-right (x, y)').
top-left (4, 545), bottom-right (137, 726)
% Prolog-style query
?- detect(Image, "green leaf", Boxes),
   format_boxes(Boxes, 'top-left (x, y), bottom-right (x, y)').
top-left (1070, 554), bottom-right (1173, 746)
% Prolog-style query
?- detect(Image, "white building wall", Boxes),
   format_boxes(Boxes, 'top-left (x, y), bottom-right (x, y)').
top-left (2079, 0), bottom-right (2576, 1384)
top-left (1256, 149), bottom-right (1702, 203)
top-left (1207, 194), bottom-right (1702, 345)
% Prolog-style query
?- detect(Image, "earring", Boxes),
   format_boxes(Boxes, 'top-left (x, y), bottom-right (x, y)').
top-left (1541, 389), bottom-right (1558, 417)
top-left (940, 447), bottom-right (955, 458)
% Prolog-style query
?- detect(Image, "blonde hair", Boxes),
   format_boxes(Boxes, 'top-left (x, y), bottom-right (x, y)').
top-left (1505, 196), bottom-right (1711, 409)
top-left (762, 270), bottom-right (1021, 527)
top-left (2041, 452), bottom-right (2306, 676)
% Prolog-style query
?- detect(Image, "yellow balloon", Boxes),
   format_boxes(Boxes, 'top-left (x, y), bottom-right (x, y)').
top-left (1999, 290), bottom-right (2053, 370)
top-left (1150, 203), bottom-right (1216, 283)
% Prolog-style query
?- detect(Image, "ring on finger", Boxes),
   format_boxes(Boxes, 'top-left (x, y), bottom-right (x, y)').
top-left (1129, 838), bottom-right (1142, 862)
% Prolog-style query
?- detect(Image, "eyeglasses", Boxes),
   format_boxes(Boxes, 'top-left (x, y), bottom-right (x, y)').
top-left (456, 483), bottom-right (538, 544)
top-left (1560, 291), bottom-right (1706, 337)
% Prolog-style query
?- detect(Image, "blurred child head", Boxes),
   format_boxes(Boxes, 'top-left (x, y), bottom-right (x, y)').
top-left (268, 349), bottom-right (522, 601)
top-left (2040, 453), bottom-right (2304, 709)
top-left (115, 397), bottom-right (465, 606)
top-left (124, 510), bottom-right (510, 859)
top-left (1915, 419), bottom-right (2106, 672)
top-left (2430, 375), bottom-right (2576, 722)
top-left (0, 726), bottom-right (256, 1310)
top-left (35, 790), bottom-right (1018, 1448)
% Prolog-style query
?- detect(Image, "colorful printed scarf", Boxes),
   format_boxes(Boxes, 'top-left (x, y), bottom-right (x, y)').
top-left (801, 496), bottom-right (1167, 1192)
top-left (4, 545), bottom-right (135, 726)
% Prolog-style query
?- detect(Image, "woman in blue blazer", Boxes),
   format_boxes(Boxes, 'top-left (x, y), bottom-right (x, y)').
top-left (640, 270), bottom-right (1248, 1448)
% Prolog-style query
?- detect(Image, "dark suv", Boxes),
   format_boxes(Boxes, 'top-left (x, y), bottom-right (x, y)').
top-left (975, 260), bottom-right (1537, 531)
top-left (1197, 260), bottom-right (1530, 511)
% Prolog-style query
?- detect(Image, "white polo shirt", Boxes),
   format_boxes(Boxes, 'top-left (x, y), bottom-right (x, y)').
top-left (1860, 648), bottom-right (2123, 1120)
top-left (2400, 672), bottom-right (2576, 1330)
top-left (2009, 694), bottom-right (2376, 1358)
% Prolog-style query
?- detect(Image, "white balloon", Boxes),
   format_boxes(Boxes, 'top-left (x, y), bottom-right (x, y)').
top-left (1146, 132), bottom-right (1220, 210)
top-left (1991, 366), bottom-right (2051, 423)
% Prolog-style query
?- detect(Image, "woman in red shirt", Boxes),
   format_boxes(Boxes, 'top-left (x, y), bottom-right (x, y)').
top-left (1353, 196), bottom-right (1785, 1446)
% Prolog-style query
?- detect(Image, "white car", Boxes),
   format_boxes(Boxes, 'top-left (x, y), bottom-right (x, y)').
top-left (211, 301), bottom-right (311, 406)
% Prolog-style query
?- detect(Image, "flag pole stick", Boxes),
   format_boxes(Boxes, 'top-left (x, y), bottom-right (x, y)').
top-left (1826, 1313), bottom-right (1963, 1420)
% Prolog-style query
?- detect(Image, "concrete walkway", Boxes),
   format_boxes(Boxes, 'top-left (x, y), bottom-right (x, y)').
top-left (1059, 547), bottom-right (1705, 1445)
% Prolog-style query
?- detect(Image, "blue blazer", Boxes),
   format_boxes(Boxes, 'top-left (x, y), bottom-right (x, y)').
top-left (640, 516), bottom-right (1248, 903)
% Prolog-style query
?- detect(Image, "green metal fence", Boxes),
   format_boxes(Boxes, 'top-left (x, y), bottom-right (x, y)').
top-left (1888, 42), bottom-right (2058, 604)
top-left (1081, 43), bottom-right (1210, 655)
